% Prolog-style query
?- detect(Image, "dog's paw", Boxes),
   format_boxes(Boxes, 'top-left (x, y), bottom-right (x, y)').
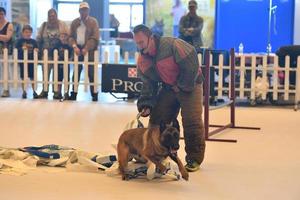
top-left (181, 171), bottom-right (189, 181)
top-left (121, 174), bottom-right (130, 181)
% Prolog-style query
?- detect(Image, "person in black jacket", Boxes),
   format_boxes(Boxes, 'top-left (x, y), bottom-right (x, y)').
top-left (15, 25), bottom-right (38, 99)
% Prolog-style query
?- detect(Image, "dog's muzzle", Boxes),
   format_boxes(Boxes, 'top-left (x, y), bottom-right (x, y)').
top-left (169, 145), bottom-right (179, 155)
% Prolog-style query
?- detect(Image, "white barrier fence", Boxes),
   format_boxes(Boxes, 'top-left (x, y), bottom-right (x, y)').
top-left (207, 53), bottom-right (300, 110)
top-left (0, 48), bottom-right (99, 94)
top-left (0, 48), bottom-right (299, 110)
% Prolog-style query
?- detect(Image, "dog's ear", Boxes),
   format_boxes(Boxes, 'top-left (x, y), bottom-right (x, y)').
top-left (170, 119), bottom-right (180, 132)
top-left (159, 121), bottom-right (167, 133)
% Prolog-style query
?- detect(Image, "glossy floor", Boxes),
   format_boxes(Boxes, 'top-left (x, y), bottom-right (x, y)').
top-left (0, 96), bottom-right (300, 200)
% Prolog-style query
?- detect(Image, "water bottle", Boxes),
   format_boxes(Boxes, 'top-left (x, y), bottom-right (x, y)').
top-left (238, 43), bottom-right (244, 55)
top-left (266, 43), bottom-right (272, 54)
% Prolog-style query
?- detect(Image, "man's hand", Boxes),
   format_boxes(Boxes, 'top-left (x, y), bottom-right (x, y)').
top-left (81, 48), bottom-right (88, 56)
top-left (140, 107), bottom-right (151, 117)
top-left (184, 28), bottom-right (190, 36)
top-left (187, 27), bottom-right (194, 32)
top-left (172, 86), bottom-right (180, 93)
top-left (184, 27), bottom-right (194, 36)
top-left (73, 45), bottom-right (81, 56)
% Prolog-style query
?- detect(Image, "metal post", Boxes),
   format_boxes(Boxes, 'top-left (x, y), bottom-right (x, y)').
top-left (230, 48), bottom-right (236, 127)
top-left (204, 50), bottom-right (210, 140)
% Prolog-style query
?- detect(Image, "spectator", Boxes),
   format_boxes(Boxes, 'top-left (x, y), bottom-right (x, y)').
top-left (15, 24), bottom-right (39, 99)
top-left (179, 0), bottom-right (203, 51)
top-left (150, 19), bottom-right (164, 37)
top-left (0, 7), bottom-right (14, 97)
top-left (49, 32), bottom-right (72, 100)
top-left (36, 8), bottom-right (68, 99)
top-left (68, 2), bottom-right (100, 101)
top-left (109, 14), bottom-right (120, 38)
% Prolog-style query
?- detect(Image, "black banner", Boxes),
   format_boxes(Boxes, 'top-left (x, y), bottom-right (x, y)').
top-left (101, 64), bottom-right (142, 94)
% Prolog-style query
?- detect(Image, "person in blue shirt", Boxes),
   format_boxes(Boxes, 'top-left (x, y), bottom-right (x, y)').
top-left (15, 24), bottom-right (38, 99)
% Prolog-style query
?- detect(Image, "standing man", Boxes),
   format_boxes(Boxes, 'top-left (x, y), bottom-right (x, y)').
top-left (133, 24), bottom-right (205, 172)
top-left (69, 2), bottom-right (99, 101)
top-left (179, 0), bottom-right (203, 51)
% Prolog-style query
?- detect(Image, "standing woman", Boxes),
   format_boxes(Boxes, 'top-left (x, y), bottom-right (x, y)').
top-left (36, 8), bottom-right (68, 99)
top-left (0, 7), bottom-right (14, 97)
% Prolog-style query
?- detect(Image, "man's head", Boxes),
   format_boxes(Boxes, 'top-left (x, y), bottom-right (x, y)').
top-left (22, 24), bottom-right (33, 39)
top-left (79, 2), bottom-right (90, 20)
top-left (133, 24), bottom-right (152, 54)
top-left (188, 0), bottom-right (197, 14)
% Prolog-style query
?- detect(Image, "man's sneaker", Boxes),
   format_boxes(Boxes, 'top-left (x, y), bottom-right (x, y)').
top-left (185, 160), bottom-right (200, 172)
top-left (22, 91), bottom-right (27, 99)
top-left (1, 90), bottom-right (10, 97)
top-left (68, 92), bottom-right (77, 101)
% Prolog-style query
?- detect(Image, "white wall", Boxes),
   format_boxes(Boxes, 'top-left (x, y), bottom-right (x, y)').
top-left (294, 0), bottom-right (300, 44)
top-left (30, 0), bottom-right (52, 37)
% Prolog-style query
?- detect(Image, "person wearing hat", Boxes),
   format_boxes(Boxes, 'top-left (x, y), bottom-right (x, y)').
top-left (68, 1), bottom-right (100, 101)
top-left (179, 0), bottom-right (203, 51)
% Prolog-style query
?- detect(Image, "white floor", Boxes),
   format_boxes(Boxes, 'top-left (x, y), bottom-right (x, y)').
top-left (1, 97), bottom-right (300, 200)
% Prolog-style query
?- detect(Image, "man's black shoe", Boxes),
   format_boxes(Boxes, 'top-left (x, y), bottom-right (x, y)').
top-left (69, 92), bottom-right (77, 101)
top-left (92, 93), bottom-right (98, 102)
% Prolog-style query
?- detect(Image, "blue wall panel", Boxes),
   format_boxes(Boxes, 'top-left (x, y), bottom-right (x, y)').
top-left (215, 0), bottom-right (294, 53)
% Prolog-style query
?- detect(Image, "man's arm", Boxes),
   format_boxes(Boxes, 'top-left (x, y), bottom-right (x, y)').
top-left (172, 39), bottom-right (200, 92)
top-left (137, 68), bottom-right (158, 112)
top-left (68, 20), bottom-right (77, 47)
top-left (68, 20), bottom-right (81, 56)
top-left (136, 53), bottom-right (159, 116)
top-left (178, 16), bottom-right (187, 36)
top-left (189, 16), bottom-right (203, 36)
top-left (84, 18), bottom-right (100, 51)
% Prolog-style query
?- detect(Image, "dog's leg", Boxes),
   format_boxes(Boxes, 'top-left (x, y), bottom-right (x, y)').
top-left (117, 142), bottom-right (130, 180)
top-left (169, 154), bottom-right (189, 181)
top-left (146, 156), bottom-right (167, 174)
top-left (140, 152), bottom-right (167, 174)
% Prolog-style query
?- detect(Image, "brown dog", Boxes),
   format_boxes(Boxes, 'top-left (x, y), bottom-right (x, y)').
top-left (117, 123), bottom-right (189, 181)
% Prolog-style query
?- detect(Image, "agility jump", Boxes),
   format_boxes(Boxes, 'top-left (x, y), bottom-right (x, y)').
top-left (203, 48), bottom-right (261, 143)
